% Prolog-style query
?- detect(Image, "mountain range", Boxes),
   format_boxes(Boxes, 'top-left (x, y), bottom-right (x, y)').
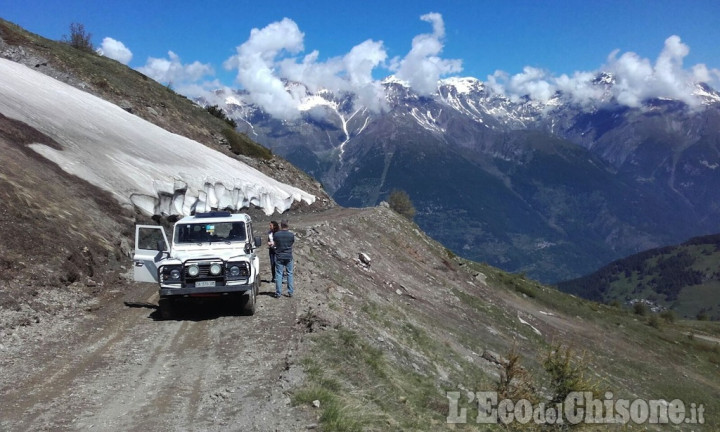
top-left (210, 74), bottom-right (720, 282)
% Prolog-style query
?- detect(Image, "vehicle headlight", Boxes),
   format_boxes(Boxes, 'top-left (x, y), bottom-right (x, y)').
top-left (187, 264), bottom-right (200, 277)
top-left (170, 269), bottom-right (181, 280)
top-left (210, 263), bottom-right (222, 275)
top-left (229, 265), bottom-right (240, 277)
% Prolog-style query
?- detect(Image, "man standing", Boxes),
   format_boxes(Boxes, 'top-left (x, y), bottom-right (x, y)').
top-left (273, 219), bottom-right (295, 298)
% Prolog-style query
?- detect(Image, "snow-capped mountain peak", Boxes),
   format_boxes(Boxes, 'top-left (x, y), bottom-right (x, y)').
top-left (439, 76), bottom-right (484, 94)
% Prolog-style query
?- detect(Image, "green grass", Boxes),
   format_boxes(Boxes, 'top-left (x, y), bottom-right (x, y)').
top-left (221, 127), bottom-right (273, 159)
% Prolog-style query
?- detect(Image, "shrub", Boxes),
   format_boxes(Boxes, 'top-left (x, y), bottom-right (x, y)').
top-left (387, 189), bottom-right (416, 221)
top-left (493, 344), bottom-right (601, 430)
top-left (62, 22), bottom-right (93, 52)
top-left (221, 127), bottom-right (272, 160)
top-left (497, 345), bottom-right (536, 402)
top-left (660, 310), bottom-right (675, 323)
top-left (633, 302), bottom-right (648, 316)
top-left (206, 104), bottom-right (237, 128)
top-left (648, 314), bottom-right (661, 329)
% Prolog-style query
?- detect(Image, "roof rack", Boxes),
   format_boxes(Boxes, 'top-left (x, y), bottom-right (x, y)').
top-left (194, 211), bottom-right (233, 218)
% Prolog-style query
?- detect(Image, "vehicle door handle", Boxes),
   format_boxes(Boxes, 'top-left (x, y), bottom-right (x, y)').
top-left (134, 261), bottom-right (144, 267)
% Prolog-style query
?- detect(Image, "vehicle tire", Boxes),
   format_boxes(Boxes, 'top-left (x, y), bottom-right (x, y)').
top-left (242, 289), bottom-right (256, 316)
top-left (158, 298), bottom-right (175, 320)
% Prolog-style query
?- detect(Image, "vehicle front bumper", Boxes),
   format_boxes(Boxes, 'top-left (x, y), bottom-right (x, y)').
top-left (160, 284), bottom-right (253, 297)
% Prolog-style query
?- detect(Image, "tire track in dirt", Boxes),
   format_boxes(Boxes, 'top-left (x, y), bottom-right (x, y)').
top-left (1, 286), bottom-right (158, 430)
top-left (2, 277), bottom-right (310, 431)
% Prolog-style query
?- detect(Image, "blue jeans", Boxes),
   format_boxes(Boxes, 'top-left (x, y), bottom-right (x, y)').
top-left (275, 258), bottom-right (294, 296)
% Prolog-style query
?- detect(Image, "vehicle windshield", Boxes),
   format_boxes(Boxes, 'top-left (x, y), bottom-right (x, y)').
top-left (174, 222), bottom-right (246, 244)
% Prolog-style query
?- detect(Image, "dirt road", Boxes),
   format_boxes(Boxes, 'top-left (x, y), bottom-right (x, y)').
top-left (1, 274), bottom-right (314, 431)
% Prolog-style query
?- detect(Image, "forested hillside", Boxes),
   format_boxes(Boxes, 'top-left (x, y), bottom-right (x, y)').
top-left (556, 233), bottom-right (720, 319)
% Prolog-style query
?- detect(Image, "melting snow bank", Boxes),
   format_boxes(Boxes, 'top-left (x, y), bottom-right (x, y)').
top-left (0, 58), bottom-right (314, 216)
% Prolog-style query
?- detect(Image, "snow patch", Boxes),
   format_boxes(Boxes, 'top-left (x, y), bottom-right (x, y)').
top-left (224, 95), bottom-right (243, 106)
top-left (700, 160), bottom-right (719, 169)
top-left (0, 58), bottom-right (314, 216)
top-left (298, 94), bottom-right (335, 111)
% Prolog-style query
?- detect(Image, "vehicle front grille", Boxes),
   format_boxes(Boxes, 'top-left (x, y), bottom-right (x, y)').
top-left (184, 261), bottom-right (224, 281)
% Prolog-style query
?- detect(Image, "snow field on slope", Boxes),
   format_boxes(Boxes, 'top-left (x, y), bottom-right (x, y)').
top-left (0, 58), bottom-right (315, 216)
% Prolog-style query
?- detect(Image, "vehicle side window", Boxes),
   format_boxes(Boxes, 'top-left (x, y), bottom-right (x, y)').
top-left (227, 222), bottom-right (246, 241)
top-left (137, 227), bottom-right (166, 250)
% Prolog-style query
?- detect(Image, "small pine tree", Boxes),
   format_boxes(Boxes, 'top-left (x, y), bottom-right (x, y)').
top-left (62, 22), bottom-right (94, 52)
top-left (543, 344), bottom-right (600, 405)
top-left (387, 189), bottom-right (416, 221)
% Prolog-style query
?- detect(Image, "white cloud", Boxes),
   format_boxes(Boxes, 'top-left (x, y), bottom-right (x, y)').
top-left (605, 35), bottom-right (700, 107)
top-left (554, 71), bottom-right (604, 107)
top-left (390, 12), bottom-right (462, 95)
top-left (488, 35), bottom-right (720, 110)
top-left (224, 18), bottom-right (306, 120)
top-left (508, 66), bottom-right (554, 102)
top-left (96, 37), bottom-right (133, 65)
top-left (223, 17), bottom-right (392, 120)
top-left (141, 15), bottom-right (719, 120)
top-left (137, 51), bottom-right (214, 88)
top-left (219, 13), bottom-right (466, 119)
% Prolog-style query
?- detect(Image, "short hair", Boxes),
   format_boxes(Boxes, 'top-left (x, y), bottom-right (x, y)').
top-left (280, 219), bottom-right (289, 228)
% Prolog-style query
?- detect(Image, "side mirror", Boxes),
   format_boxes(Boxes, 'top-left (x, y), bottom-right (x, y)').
top-left (254, 235), bottom-right (262, 247)
top-left (156, 240), bottom-right (167, 251)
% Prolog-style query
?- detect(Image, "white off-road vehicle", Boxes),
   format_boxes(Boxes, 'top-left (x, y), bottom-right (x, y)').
top-left (133, 211), bottom-right (262, 319)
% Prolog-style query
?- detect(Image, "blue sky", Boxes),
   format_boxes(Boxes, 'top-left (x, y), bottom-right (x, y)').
top-left (4, 0), bottom-right (720, 118)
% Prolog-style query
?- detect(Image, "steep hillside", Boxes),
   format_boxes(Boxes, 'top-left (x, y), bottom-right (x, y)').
top-left (557, 233), bottom-right (720, 320)
top-left (0, 18), bottom-right (331, 206)
top-left (0, 20), bottom-right (718, 431)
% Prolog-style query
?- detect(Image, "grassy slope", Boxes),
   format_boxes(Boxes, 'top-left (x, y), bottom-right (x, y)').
top-left (291, 207), bottom-right (720, 431)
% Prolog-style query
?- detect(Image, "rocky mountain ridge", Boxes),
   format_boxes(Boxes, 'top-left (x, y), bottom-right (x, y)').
top-left (215, 73), bottom-right (720, 282)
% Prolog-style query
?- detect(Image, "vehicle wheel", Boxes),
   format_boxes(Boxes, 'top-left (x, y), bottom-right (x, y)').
top-left (242, 289), bottom-right (256, 316)
top-left (158, 298), bottom-right (175, 320)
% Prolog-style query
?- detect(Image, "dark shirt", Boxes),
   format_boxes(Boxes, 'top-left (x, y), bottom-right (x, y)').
top-left (273, 229), bottom-right (294, 260)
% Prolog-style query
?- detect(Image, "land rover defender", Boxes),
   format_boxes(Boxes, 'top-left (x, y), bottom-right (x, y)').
top-left (133, 211), bottom-right (262, 319)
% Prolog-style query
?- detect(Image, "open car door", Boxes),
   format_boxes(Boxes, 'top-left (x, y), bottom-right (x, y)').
top-left (133, 225), bottom-right (169, 283)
